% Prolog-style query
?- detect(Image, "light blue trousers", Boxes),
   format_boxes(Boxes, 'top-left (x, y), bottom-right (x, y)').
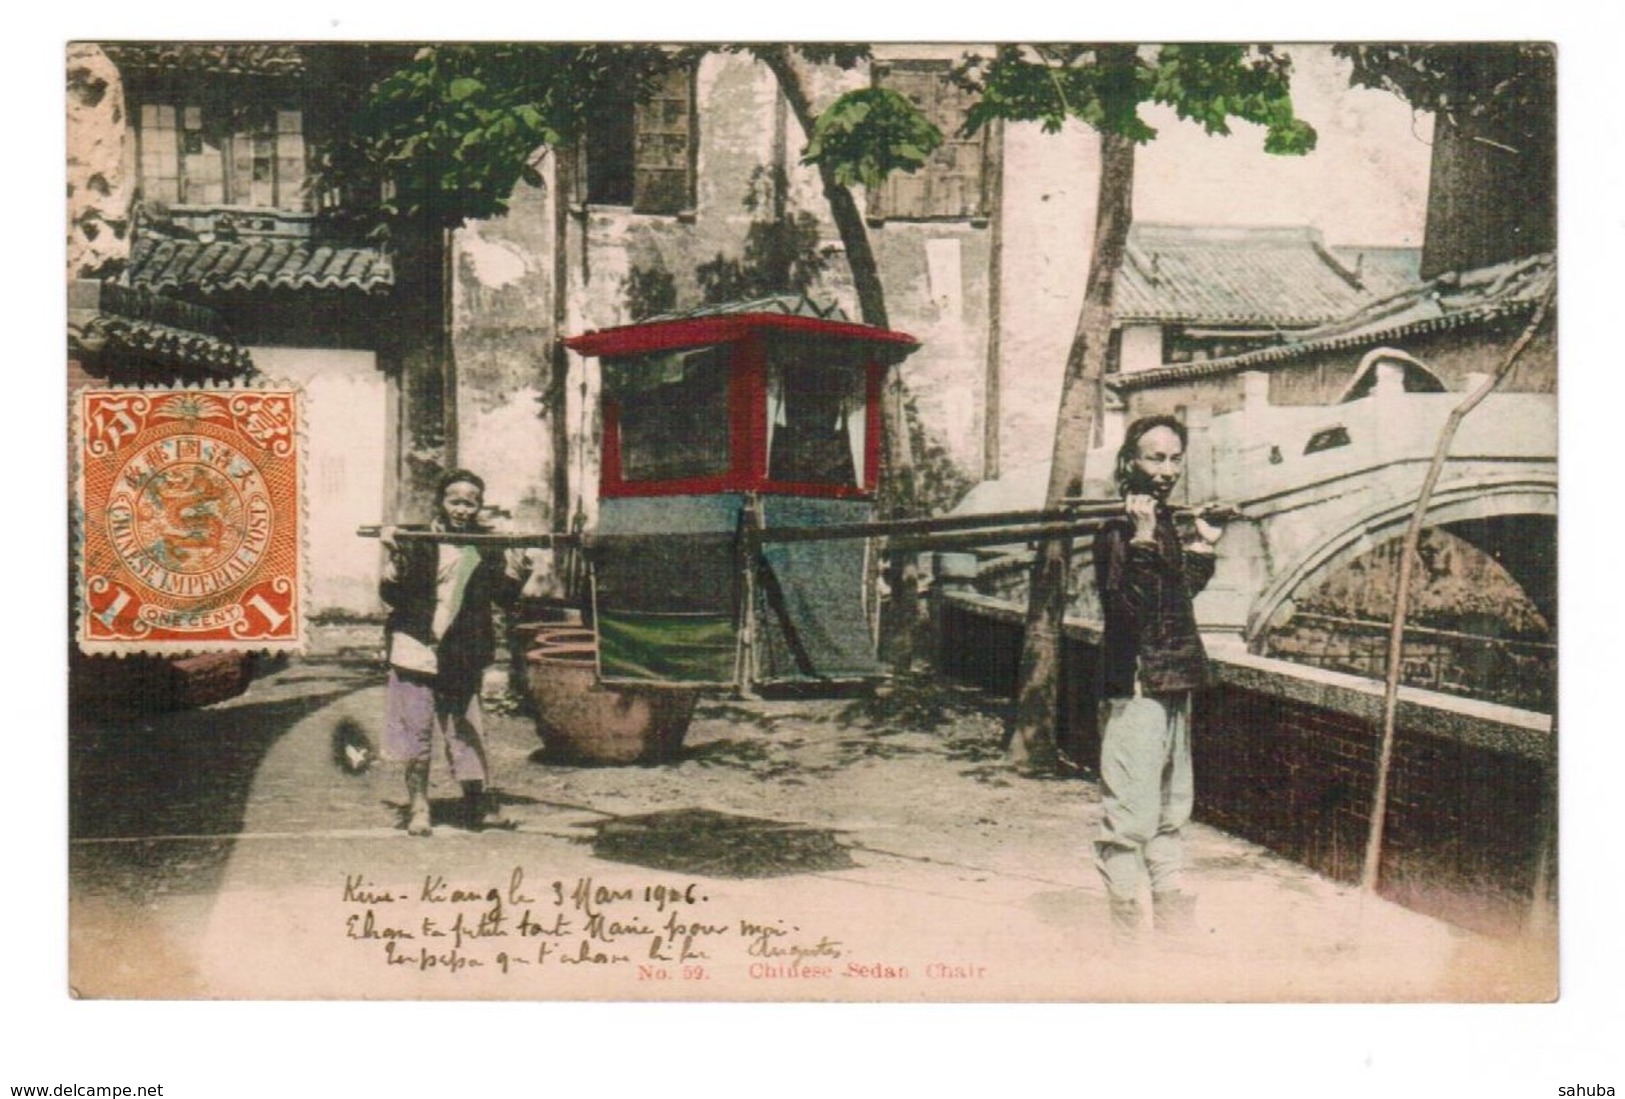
top-left (1093, 694), bottom-right (1194, 903)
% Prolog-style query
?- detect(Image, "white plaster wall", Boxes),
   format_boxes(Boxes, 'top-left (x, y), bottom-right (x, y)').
top-left (249, 347), bottom-right (387, 616)
top-left (692, 55), bottom-right (780, 228)
top-left (457, 393), bottom-right (553, 533)
top-left (563, 352), bottom-right (601, 531)
top-left (459, 229), bottom-right (531, 290)
top-left (1119, 324), bottom-right (1166, 373)
top-left (782, 59), bottom-right (864, 322)
top-left (995, 119), bottom-right (1099, 475)
top-left (452, 187), bottom-right (556, 537)
top-left (909, 233), bottom-right (982, 468)
top-left (784, 50), bottom-right (998, 477)
top-left (66, 43), bottom-right (134, 279)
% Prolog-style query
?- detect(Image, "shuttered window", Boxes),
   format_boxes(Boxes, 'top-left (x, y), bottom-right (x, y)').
top-left (868, 62), bottom-right (989, 222)
top-left (586, 65), bottom-right (695, 216)
top-left (634, 68), bottom-right (695, 214)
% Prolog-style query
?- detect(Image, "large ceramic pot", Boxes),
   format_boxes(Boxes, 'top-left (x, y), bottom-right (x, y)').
top-left (525, 626), bottom-right (699, 764)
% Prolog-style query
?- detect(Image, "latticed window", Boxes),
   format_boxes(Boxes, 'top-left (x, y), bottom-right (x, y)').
top-left (868, 61), bottom-right (990, 222)
top-left (137, 104), bottom-right (308, 211)
top-left (585, 66), bottom-right (695, 216)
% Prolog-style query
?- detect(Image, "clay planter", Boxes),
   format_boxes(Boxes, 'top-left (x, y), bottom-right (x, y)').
top-left (525, 627), bottom-right (699, 765)
top-left (511, 609), bottom-right (583, 661)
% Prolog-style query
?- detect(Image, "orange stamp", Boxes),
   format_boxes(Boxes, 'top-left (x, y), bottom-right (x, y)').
top-left (75, 388), bottom-right (304, 652)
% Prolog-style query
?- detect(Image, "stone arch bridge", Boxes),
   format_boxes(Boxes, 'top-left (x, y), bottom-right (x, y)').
top-left (1181, 382), bottom-right (1556, 649)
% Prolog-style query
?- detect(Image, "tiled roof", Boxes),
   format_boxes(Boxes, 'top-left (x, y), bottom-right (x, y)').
top-left (101, 43), bottom-right (308, 76)
top-left (1115, 224), bottom-right (1419, 328)
top-left (1297, 252), bottom-right (1549, 344)
top-left (1110, 253), bottom-right (1553, 393)
top-left (128, 233), bottom-right (395, 296)
top-left (1329, 246), bottom-right (1424, 300)
top-left (69, 314), bottom-right (254, 376)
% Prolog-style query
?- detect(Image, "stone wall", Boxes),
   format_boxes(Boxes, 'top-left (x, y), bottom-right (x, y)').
top-left (66, 43), bottom-right (133, 281)
top-left (936, 593), bottom-right (1553, 935)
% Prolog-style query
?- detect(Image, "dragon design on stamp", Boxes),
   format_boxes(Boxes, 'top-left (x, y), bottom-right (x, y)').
top-left (77, 388), bottom-right (303, 651)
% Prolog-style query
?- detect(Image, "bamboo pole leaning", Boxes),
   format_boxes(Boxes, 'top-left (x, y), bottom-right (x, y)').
top-left (1360, 281), bottom-right (1556, 894)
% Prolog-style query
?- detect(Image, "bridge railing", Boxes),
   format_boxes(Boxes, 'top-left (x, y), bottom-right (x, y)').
top-left (1203, 387), bottom-right (1556, 509)
top-left (1260, 609), bottom-right (1555, 714)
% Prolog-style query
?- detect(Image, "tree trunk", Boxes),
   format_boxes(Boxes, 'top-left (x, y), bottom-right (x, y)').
top-left (1005, 127), bottom-right (1136, 769)
top-left (762, 48), bottom-right (919, 672)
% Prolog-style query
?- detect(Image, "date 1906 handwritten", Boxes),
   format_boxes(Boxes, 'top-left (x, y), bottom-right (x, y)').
top-left (335, 867), bottom-right (990, 993)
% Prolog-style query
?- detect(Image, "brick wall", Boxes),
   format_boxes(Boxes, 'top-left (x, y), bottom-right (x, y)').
top-left (938, 596), bottom-right (1552, 936)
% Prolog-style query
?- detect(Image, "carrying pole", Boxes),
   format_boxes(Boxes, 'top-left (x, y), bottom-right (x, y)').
top-left (357, 503), bottom-right (1244, 552)
top-left (355, 526), bottom-right (574, 548)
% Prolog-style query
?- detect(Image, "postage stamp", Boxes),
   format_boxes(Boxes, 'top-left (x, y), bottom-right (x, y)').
top-left (75, 388), bottom-right (304, 652)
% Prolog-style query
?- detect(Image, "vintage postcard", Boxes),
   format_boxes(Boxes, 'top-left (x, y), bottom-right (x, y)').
top-left (63, 40), bottom-right (1558, 1005)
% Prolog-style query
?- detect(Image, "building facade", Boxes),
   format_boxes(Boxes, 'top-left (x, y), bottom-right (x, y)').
top-left (90, 44), bottom-right (425, 616)
top-left (447, 46), bottom-right (1108, 557)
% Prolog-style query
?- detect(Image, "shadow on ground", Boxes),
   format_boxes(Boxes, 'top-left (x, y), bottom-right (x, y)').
top-left (70, 654), bottom-right (378, 903)
top-left (585, 807), bottom-right (855, 878)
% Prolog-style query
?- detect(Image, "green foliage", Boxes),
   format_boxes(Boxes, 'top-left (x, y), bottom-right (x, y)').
top-left (955, 43), bottom-right (1316, 155)
top-left (1332, 43), bottom-right (1554, 135)
top-left (956, 44), bottom-right (1149, 139)
top-left (802, 87), bottom-right (945, 189)
top-left (1151, 45), bottom-right (1317, 153)
top-left (338, 44), bottom-right (677, 227)
top-left (331, 40), bottom-right (1317, 233)
top-left (329, 42), bottom-right (937, 233)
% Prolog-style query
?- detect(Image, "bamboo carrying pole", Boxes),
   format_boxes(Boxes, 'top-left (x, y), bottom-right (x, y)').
top-left (357, 504), bottom-right (1242, 554)
top-left (355, 526), bottom-right (578, 548)
top-left (1359, 281), bottom-right (1555, 894)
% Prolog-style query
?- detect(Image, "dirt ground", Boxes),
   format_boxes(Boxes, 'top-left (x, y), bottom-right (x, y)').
top-left (66, 624), bottom-right (1555, 1003)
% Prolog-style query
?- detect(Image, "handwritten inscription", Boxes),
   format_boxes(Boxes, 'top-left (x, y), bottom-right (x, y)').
top-left (336, 868), bottom-right (983, 988)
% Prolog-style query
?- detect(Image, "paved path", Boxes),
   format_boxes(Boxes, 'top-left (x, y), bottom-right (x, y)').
top-left (68, 627), bottom-right (1549, 1001)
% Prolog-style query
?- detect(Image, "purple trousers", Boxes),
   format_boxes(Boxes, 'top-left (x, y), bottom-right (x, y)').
top-left (383, 668), bottom-right (490, 784)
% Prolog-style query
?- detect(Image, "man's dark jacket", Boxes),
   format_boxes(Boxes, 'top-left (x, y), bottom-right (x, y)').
top-left (1092, 509), bottom-right (1215, 698)
top-left (381, 534), bottom-right (519, 690)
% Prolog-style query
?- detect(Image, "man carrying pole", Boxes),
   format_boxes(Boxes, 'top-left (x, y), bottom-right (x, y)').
top-left (1091, 415), bottom-right (1229, 947)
